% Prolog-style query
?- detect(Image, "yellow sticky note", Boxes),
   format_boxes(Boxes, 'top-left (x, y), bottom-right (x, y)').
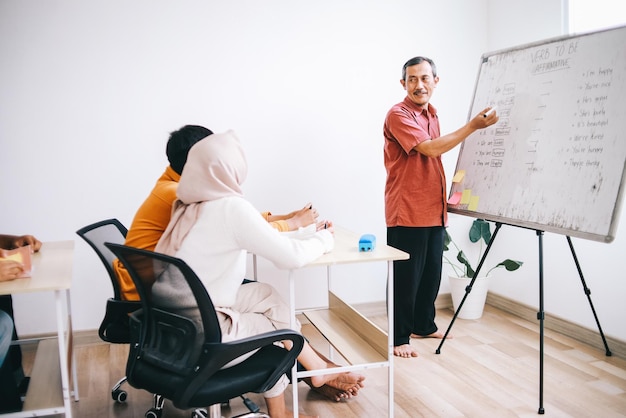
top-left (452, 170), bottom-right (466, 183)
top-left (468, 195), bottom-right (480, 211)
top-left (460, 189), bottom-right (472, 204)
top-left (448, 192), bottom-right (462, 205)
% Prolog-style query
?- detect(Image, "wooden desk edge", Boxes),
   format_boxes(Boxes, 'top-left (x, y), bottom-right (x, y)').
top-left (0, 240), bottom-right (74, 295)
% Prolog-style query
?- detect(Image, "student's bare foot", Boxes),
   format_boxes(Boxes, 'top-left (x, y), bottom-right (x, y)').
top-left (308, 381), bottom-right (351, 401)
top-left (325, 372), bottom-right (365, 396)
top-left (410, 330), bottom-right (452, 339)
top-left (393, 344), bottom-right (418, 358)
top-left (309, 370), bottom-right (365, 395)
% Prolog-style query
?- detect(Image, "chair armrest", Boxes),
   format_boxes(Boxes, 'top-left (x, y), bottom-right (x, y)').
top-left (177, 329), bottom-right (304, 405)
top-left (99, 298), bottom-right (142, 343)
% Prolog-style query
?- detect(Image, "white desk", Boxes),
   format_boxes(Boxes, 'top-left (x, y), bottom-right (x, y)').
top-left (0, 241), bottom-right (78, 417)
top-left (287, 227), bottom-right (408, 417)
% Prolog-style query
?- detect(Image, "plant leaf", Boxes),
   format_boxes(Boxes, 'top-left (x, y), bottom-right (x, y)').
top-left (480, 219), bottom-right (492, 244)
top-left (469, 220), bottom-right (482, 243)
top-left (457, 250), bottom-right (475, 278)
top-left (443, 229), bottom-right (452, 251)
top-left (469, 219), bottom-right (491, 243)
top-left (496, 259), bottom-right (524, 271)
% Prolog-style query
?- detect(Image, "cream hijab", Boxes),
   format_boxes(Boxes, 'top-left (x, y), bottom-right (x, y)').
top-left (156, 130), bottom-right (248, 255)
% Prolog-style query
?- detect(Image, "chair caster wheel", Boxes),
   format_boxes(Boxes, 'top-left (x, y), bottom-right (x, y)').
top-left (112, 388), bottom-right (128, 403)
top-left (145, 408), bottom-right (162, 418)
top-left (192, 408), bottom-right (208, 418)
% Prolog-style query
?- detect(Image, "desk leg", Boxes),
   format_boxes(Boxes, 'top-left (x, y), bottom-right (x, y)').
top-left (65, 290), bottom-right (79, 401)
top-left (55, 290), bottom-right (74, 418)
top-left (387, 260), bottom-right (394, 418)
top-left (288, 270), bottom-right (299, 418)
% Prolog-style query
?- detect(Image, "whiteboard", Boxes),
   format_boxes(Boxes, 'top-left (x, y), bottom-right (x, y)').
top-left (448, 25), bottom-right (626, 243)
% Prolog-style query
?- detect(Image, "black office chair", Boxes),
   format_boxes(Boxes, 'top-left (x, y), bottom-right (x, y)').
top-left (106, 243), bottom-right (304, 418)
top-left (76, 218), bottom-right (141, 402)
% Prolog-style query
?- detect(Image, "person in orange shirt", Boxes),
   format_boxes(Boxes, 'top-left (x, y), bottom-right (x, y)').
top-left (113, 125), bottom-right (320, 302)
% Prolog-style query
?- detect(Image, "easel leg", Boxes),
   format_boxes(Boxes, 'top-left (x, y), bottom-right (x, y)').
top-left (436, 225), bottom-right (612, 415)
top-left (436, 223), bottom-right (503, 354)
top-left (537, 231), bottom-right (545, 415)
top-left (566, 236), bottom-right (612, 356)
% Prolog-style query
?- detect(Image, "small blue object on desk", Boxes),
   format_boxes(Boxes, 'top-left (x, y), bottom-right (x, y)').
top-left (359, 234), bottom-right (376, 252)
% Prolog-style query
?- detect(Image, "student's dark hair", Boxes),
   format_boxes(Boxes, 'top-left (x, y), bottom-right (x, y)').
top-left (166, 125), bottom-right (213, 174)
top-left (402, 56), bottom-right (437, 81)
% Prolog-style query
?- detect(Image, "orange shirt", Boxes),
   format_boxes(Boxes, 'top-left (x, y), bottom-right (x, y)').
top-left (260, 212), bottom-right (289, 232)
top-left (383, 97), bottom-right (447, 227)
top-left (113, 167), bottom-right (180, 300)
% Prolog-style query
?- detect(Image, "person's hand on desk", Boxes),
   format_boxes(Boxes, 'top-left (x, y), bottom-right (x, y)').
top-left (0, 234), bottom-right (41, 281)
top-left (0, 234), bottom-right (42, 252)
top-left (0, 259), bottom-right (26, 282)
top-left (284, 202), bottom-right (319, 231)
top-left (316, 220), bottom-right (334, 233)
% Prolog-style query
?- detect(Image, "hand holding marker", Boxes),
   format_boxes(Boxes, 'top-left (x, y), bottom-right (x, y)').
top-left (483, 106), bottom-right (497, 118)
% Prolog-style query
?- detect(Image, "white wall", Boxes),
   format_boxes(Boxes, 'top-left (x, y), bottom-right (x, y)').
top-left (1, 0), bottom-right (624, 343)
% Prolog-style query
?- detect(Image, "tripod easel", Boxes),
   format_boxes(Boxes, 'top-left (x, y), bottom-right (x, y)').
top-left (435, 222), bottom-right (612, 414)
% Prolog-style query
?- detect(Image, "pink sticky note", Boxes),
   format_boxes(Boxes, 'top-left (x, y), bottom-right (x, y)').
top-left (448, 192), bottom-right (462, 205)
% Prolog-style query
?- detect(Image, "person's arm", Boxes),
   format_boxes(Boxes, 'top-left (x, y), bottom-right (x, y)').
top-left (264, 203), bottom-right (319, 231)
top-left (416, 107), bottom-right (498, 157)
top-left (0, 234), bottom-right (42, 252)
top-left (234, 201), bottom-right (333, 270)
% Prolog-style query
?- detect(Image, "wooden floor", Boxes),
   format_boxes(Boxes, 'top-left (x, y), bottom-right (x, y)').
top-left (22, 305), bottom-right (626, 418)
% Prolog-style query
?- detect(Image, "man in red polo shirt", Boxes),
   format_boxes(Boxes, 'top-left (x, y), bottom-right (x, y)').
top-left (383, 56), bottom-right (498, 358)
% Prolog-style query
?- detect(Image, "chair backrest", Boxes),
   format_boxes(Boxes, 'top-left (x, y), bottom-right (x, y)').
top-left (76, 218), bottom-right (128, 300)
top-left (105, 243), bottom-right (223, 341)
top-left (77, 219), bottom-right (140, 344)
top-left (105, 243), bottom-right (222, 397)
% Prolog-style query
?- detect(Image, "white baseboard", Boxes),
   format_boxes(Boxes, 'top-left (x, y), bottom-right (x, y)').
top-left (485, 292), bottom-right (624, 359)
top-left (349, 292), bottom-right (625, 360)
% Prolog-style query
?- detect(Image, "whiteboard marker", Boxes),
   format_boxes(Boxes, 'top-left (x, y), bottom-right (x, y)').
top-left (483, 106), bottom-right (497, 117)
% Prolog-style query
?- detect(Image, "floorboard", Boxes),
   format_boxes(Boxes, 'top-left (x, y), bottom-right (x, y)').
top-left (19, 305), bottom-right (626, 417)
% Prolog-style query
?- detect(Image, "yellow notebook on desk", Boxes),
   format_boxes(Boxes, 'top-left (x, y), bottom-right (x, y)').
top-left (0, 245), bottom-right (33, 278)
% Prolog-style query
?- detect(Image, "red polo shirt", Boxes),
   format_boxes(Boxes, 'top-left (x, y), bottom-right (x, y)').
top-left (383, 97), bottom-right (447, 227)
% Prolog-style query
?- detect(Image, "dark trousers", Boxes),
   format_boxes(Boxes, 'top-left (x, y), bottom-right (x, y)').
top-left (0, 296), bottom-right (22, 370)
top-left (387, 226), bottom-right (444, 346)
top-left (0, 306), bottom-right (22, 412)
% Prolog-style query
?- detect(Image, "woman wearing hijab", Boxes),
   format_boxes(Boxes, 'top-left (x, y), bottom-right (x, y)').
top-left (154, 130), bottom-right (364, 418)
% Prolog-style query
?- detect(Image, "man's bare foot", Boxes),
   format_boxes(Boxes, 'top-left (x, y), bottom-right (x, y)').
top-left (410, 330), bottom-right (452, 339)
top-left (393, 344), bottom-right (418, 358)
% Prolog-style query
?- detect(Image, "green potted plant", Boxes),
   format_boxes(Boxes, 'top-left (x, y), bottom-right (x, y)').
top-left (444, 218), bottom-right (523, 319)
